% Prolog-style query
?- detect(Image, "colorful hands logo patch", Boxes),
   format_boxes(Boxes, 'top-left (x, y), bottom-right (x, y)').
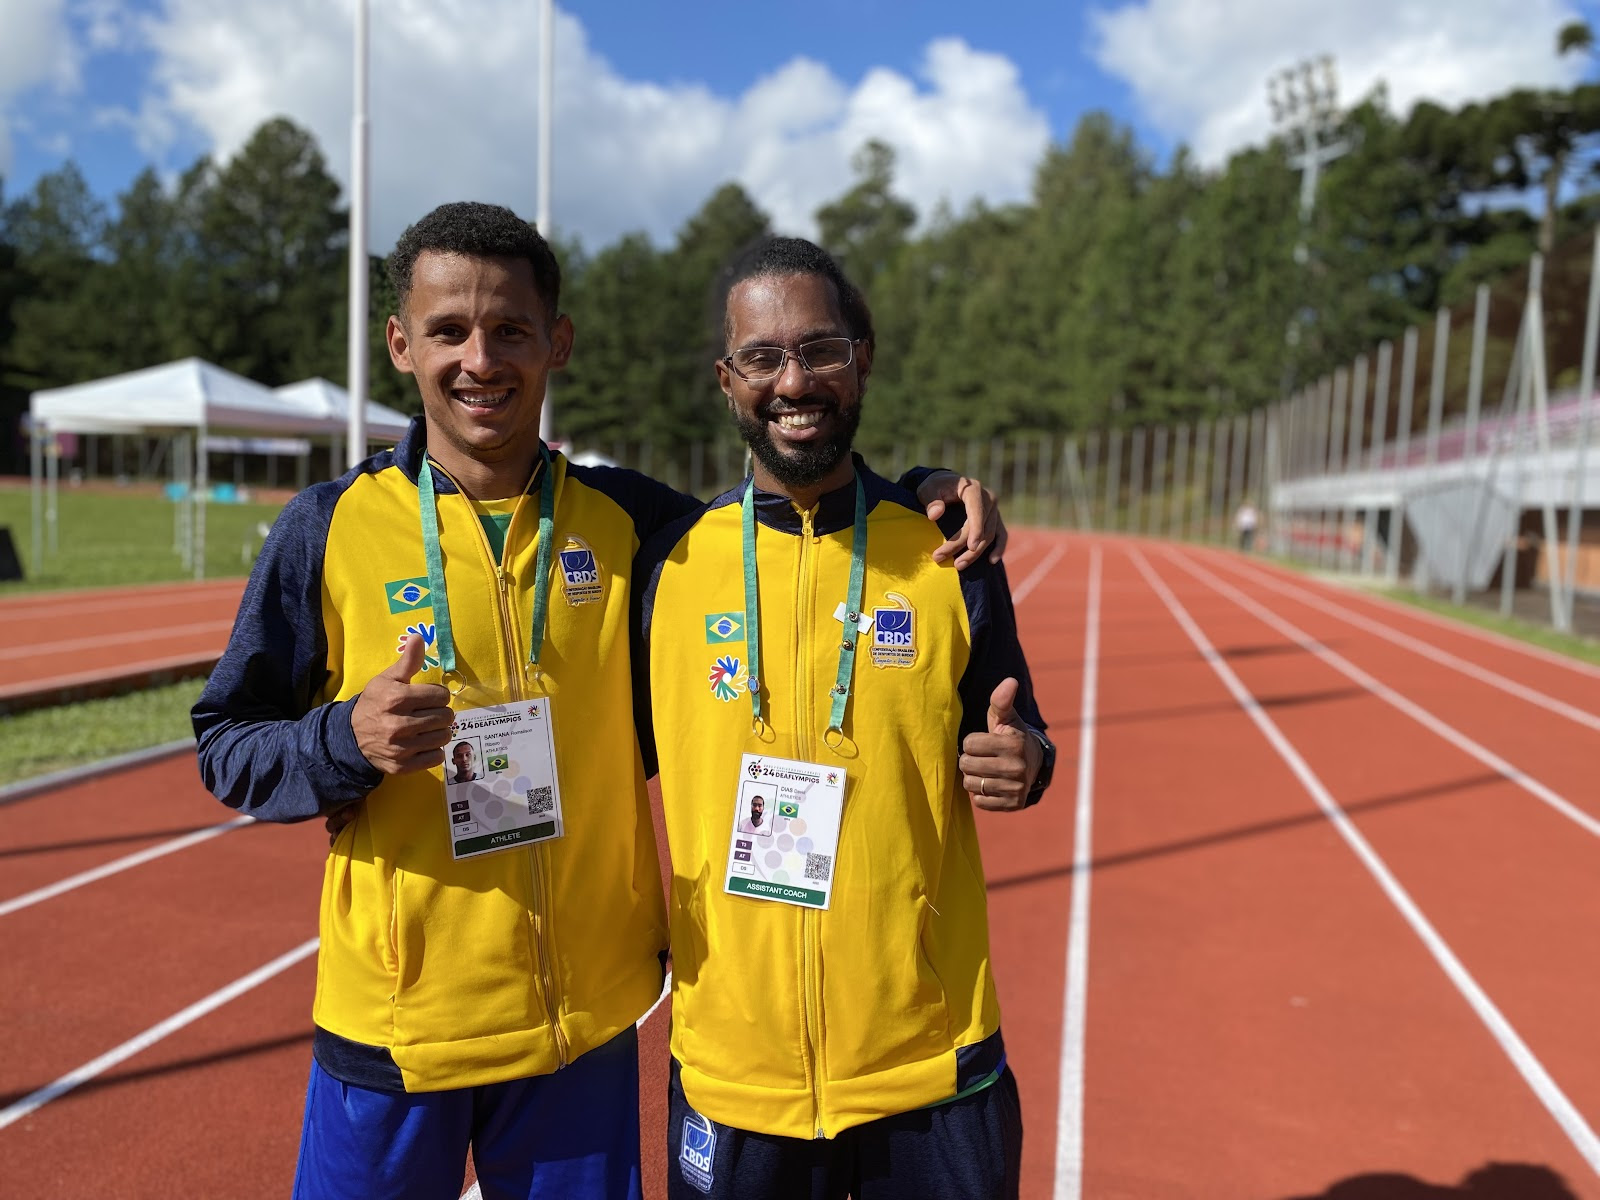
top-left (396, 622), bottom-right (441, 670)
top-left (708, 655), bottom-right (749, 702)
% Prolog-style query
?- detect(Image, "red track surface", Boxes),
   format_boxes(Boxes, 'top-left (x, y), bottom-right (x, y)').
top-left (0, 578), bottom-right (245, 696)
top-left (5, 533), bottom-right (1600, 1198)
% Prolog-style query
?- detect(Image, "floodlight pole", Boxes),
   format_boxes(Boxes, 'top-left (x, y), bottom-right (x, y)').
top-left (346, 0), bottom-right (371, 471)
top-left (537, 0), bottom-right (556, 444)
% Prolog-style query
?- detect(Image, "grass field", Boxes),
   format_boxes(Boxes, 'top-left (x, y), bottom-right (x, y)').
top-left (0, 678), bottom-right (205, 786)
top-left (1382, 587), bottom-right (1600, 667)
top-left (0, 483), bottom-right (285, 593)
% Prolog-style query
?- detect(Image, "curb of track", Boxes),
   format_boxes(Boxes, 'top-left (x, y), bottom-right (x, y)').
top-left (0, 739), bottom-right (196, 807)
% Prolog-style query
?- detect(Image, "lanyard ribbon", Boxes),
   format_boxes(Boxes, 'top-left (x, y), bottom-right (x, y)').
top-left (417, 444), bottom-right (556, 678)
top-left (741, 476), bottom-right (868, 735)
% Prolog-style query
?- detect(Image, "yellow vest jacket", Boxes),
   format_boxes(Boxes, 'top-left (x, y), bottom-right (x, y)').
top-left (194, 418), bottom-right (696, 1092)
top-left (634, 464), bottom-right (1051, 1139)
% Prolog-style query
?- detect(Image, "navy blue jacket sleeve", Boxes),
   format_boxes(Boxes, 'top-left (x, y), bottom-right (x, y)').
top-left (191, 483), bottom-right (382, 822)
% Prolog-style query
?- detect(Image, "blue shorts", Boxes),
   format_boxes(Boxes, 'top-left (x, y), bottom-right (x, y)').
top-left (293, 1025), bottom-right (642, 1200)
top-left (665, 1056), bottom-right (1022, 1200)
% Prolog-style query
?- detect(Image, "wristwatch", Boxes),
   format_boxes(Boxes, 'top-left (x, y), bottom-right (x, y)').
top-left (1023, 727), bottom-right (1056, 807)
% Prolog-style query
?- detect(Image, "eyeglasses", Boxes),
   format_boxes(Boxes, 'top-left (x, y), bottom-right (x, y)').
top-left (722, 337), bottom-right (860, 382)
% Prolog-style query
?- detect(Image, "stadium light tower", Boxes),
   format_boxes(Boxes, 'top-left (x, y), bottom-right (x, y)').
top-left (1268, 55), bottom-right (1349, 230)
top-left (537, 0), bottom-right (556, 443)
top-left (346, 0), bottom-right (370, 470)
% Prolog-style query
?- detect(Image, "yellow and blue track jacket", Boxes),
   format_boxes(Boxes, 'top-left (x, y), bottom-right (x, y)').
top-left (193, 417), bottom-right (699, 1093)
top-left (633, 462), bottom-right (1051, 1139)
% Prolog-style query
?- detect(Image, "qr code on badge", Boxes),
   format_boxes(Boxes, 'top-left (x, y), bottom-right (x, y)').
top-left (526, 786), bottom-right (554, 817)
top-left (804, 853), bottom-right (833, 883)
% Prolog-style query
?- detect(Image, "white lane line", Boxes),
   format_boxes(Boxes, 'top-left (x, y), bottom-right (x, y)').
top-left (637, 970), bottom-right (672, 1029)
top-left (0, 936), bottom-right (319, 1131)
top-left (1052, 547), bottom-right (1101, 1200)
top-left (13, 620), bottom-right (234, 661)
top-left (0, 816), bottom-right (254, 918)
top-left (1213, 551), bottom-right (1600, 682)
top-left (1163, 549), bottom-right (1600, 842)
top-left (1129, 548), bottom-right (1600, 1177)
top-left (1015, 542), bottom-right (1069, 606)
top-left (1203, 554), bottom-right (1600, 732)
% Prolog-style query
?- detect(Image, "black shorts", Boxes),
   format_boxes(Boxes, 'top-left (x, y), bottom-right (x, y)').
top-left (666, 1057), bottom-right (1022, 1200)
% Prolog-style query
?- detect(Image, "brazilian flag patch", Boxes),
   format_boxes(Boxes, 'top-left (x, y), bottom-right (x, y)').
top-left (705, 612), bottom-right (744, 643)
top-left (386, 577), bottom-right (432, 613)
top-left (778, 800), bottom-right (800, 819)
top-left (486, 753), bottom-right (510, 773)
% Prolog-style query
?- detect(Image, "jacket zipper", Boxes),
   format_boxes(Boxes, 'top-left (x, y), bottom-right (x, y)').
top-left (438, 460), bottom-right (569, 1068)
top-left (794, 506), bottom-right (825, 1138)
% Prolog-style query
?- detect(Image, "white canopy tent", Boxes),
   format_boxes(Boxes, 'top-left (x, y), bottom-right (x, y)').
top-left (27, 358), bottom-right (414, 580)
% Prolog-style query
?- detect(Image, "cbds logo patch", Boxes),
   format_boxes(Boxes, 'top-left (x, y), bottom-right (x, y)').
top-left (559, 538), bottom-right (603, 606)
top-left (870, 592), bottom-right (917, 668)
top-left (679, 1112), bottom-right (716, 1193)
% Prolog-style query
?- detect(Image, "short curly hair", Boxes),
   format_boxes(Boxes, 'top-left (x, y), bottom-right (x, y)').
top-left (387, 201), bottom-right (561, 322)
top-left (714, 236), bottom-right (874, 352)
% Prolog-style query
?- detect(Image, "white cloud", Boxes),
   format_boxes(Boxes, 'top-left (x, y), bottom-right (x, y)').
top-left (120, 0), bottom-right (1050, 252)
top-left (1091, 0), bottom-right (1591, 165)
top-left (0, 0), bottom-right (82, 175)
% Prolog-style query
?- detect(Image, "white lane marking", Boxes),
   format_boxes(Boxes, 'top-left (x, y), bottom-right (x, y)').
top-left (0, 582), bottom-right (243, 624)
top-left (637, 970), bottom-right (672, 1029)
top-left (1130, 548), bottom-right (1600, 1177)
top-left (461, 1186), bottom-right (482, 1200)
top-left (1215, 551), bottom-right (1600, 681)
top-left (1204, 554), bottom-right (1600, 732)
top-left (0, 817), bottom-right (254, 918)
top-left (1015, 543), bottom-right (1069, 606)
top-left (0, 936), bottom-right (319, 1131)
top-left (1053, 547), bottom-right (1101, 1200)
top-left (1163, 549), bottom-right (1600, 841)
top-left (12, 620), bottom-right (234, 661)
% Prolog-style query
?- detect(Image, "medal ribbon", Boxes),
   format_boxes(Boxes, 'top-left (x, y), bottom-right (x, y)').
top-left (418, 443), bottom-right (556, 678)
top-left (741, 475), bottom-right (868, 734)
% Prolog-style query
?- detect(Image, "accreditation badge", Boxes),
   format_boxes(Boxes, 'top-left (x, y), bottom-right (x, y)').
top-left (442, 698), bottom-right (564, 860)
top-left (723, 753), bottom-right (845, 910)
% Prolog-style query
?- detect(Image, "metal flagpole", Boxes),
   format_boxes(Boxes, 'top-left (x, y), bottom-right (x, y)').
top-left (347, 0), bottom-right (370, 470)
top-left (30, 422), bottom-right (42, 572)
top-left (537, 0), bottom-right (556, 443)
top-left (1454, 285), bottom-right (1491, 605)
top-left (1387, 329), bottom-right (1419, 586)
top-left (1363, 341), bottom-right (1392, 577)
top-left (1522, 257), bottom-right (1570, 631)
top-left (1564, 229), bottom-right (1600, 616)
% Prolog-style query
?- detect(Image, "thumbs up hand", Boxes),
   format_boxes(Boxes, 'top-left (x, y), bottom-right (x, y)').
top-left (959, 677), bottom-right (1045, 811)
top-left (351, 633), bottom-right (456, 776)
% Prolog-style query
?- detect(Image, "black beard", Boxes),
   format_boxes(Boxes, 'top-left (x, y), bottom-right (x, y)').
top-left (733, 400), bottom-right (862, 490)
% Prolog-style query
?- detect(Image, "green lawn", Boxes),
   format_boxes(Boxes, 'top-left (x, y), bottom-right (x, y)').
top-left (0, 484), bottom-right (285, 593)
top-left (1379, 588), bottom-right (1600, 667)
top-left (0, 678), bottom-right (205, 786)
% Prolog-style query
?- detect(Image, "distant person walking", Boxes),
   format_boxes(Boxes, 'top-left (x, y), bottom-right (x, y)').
top-left (1234, 501), bottom-right (1259, 553)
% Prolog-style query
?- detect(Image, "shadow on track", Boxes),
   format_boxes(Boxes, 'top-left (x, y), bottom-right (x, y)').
top-left (0, 823), bottom-right (244, 859)
top-left (986, 770), bottom-right (1505, 893)
top-left (0, 1030), bottom-right (312, 1110)
top-left (1282, 1162), bottom-right (1576, 1199)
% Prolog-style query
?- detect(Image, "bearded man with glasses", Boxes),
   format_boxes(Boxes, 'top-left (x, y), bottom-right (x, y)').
top-left (634, 237), bottom-right (1055, 1199)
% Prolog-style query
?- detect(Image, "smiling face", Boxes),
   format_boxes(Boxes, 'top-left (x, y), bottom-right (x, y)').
top-left (716, 272), bottom-right (871, 500)
top-left (387, 250), bottom-right (573, 498)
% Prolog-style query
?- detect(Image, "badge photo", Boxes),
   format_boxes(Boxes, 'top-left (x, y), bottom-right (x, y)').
top-left (558, 537), bottom-right (603, 606)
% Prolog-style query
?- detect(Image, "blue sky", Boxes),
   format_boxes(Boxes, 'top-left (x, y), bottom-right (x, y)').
top-left (2, 0), bottom-right (1594, 251)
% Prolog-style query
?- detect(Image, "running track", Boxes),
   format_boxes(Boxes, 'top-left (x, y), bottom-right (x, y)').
top-left (0, 579), bottom-right (244, 697)
top-left (4, 532), bottom-right (1599, 1198)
